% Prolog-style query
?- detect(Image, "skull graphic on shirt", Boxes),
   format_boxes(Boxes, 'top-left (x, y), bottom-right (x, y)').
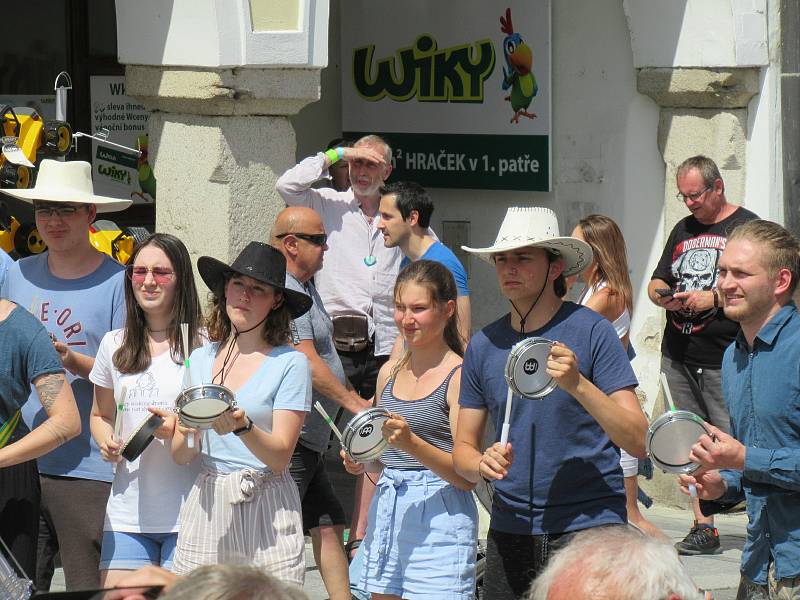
top-left (670, 246), bottom-right (722, 333)
top-left (675, 248), bottom-right (719, 293)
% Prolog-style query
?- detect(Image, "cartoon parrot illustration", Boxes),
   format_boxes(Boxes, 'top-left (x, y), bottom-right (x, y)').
top-left (500, 7), bottom-right (538, 124)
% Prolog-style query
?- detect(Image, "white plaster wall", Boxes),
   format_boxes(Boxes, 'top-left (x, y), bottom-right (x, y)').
top-left (115, 0), bottom-right (328, 68)
top-left (624, 0), bottom-right (768, 68)
top-left (743, 0), bottom-right (783, 222)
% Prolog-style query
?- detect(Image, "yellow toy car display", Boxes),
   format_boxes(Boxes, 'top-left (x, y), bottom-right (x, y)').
top-left (0, 105), bottom-right (72, 189)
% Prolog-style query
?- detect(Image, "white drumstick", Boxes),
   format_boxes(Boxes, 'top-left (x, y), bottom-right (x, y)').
top-left (659, 372), bottom-right (677, 412)
top-left (179, 323), bottom-right (196, 449)
top-left (314, 402), bottom-right (344, 442)
top-left (113, 385), bottom-right (128, 443)
top-left (500, 387), bottom-right (513, 446)
top-left (180, 322), bottom-right (191, 389)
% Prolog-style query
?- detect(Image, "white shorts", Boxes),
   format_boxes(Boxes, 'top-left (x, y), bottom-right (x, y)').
top-left (173, 467), bottom-right (304, 586)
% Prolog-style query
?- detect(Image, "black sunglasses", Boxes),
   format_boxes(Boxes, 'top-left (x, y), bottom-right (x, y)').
top-left (276, 232), bottom-right (328, 246)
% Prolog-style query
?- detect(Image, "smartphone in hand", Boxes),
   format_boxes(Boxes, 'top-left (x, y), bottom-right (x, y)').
top-left (655, 288), bottom-right (675, 297)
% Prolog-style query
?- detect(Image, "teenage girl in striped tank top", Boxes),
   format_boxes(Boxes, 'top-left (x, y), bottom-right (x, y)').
top-left (342, 260), bottom-right (478, 600)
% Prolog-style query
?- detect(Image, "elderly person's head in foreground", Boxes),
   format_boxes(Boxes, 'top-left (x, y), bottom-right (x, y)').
top-left (526, 526), bottom-right (706, 600)
top-left (160, 564), bottom-right (309, 600)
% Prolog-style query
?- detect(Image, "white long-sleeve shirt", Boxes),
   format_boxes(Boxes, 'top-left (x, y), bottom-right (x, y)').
top-left (276, 153), bottom-right (402, 356)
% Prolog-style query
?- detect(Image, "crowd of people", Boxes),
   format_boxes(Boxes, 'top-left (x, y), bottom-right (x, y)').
top-left (0, 143), bottom-right (798, 600)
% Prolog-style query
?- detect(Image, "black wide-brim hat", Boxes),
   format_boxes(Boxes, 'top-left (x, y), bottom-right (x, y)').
top-left (198, 242), bottom-right (312, 319)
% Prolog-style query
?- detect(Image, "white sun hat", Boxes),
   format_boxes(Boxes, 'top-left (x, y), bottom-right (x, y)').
top-left (462, 206), bottom-right (593, 277)
top-left (0, 159), bottom-right (132, 213)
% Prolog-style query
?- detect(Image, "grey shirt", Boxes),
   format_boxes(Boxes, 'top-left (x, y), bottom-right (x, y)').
top-left (286, 272), bottom-right (349, 453)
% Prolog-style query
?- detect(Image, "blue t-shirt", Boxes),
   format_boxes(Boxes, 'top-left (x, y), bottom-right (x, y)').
top-left (188, 342), bottom-right (311, 474)
top-left (459, 302), bottom-right (638, 535)
top-left (0, 305), bottom-right (64, 432)
top-left (1, 253), bottom-right (125, 481)
top-left (400, 242), bottom-right (469, 296)
top-left (0, 248), bottom-right (12, 290)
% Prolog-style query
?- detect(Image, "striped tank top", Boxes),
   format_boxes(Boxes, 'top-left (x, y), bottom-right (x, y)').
top-left (379, 364), bottom-right (461, 470)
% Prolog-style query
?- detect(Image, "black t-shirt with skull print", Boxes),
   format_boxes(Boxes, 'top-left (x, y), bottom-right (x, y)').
top-left (652, 206), bottom-right (759, 368)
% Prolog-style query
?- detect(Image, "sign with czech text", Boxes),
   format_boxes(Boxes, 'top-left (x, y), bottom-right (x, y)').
top-left (341, 1), bottom-right (551, 191)
top-left (89, 76), bottom-right (155, 205)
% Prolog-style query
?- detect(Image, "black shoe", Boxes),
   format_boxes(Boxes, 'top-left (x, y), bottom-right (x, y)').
top-left (675, 524), bottom-right (722, 555)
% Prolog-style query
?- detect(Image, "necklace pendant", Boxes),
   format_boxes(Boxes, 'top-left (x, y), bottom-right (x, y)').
top-left (364, 255), bottom-right (377, 267)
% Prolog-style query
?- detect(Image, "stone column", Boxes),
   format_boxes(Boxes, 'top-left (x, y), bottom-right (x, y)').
top-left (636, 67), bottom-right (759, 506)
top-left (125, 66), bottom-right (320, 270)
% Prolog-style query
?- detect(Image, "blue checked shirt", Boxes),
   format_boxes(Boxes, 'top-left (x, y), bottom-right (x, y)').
top-left (719, 302), bottom-right (800, 584)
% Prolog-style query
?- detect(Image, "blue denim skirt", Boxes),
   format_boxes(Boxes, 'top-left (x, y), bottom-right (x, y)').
top-left (360, 467), bottom-right (478, 599)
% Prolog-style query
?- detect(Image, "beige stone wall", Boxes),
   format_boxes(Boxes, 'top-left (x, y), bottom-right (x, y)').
top-left (637, 67), bottom-right (759, 508)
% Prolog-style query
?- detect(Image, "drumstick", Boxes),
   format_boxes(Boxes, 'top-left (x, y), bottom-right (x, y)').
top-left (113, 385), bottom-right (128, 443)
top-left (314, 402), bottom-right (343, 443)
top-left (179, 323), bottom-right (196, 449)
top-left (499, 387), bottom-right (513, 446)
top-left (659, 372), bottom-right (677, 412)
top-left (180, 322), bottom-right (191, 388)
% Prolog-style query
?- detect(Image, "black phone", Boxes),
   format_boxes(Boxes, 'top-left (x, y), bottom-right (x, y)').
top-left (655, 288), bottom-right (675, 297)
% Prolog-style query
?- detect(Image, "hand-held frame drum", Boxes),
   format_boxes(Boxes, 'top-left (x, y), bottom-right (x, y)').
top-left (340, 406), bottom-right (390, 464)
top-left (500, 337), bottom-right (556, 445)
top-left (175, 383), bottom-right (236, 430)
top-left (504, 337), bottom-right (557, 399)
top-left (646, 409), bottom-right (715, 499)
top-left (120, 413), bottom-right (164, 462)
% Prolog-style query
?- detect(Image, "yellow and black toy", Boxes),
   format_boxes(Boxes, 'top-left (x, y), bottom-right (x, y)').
top-left (0, 105), bottom-right (72, 189)
top-left (0, 203), bottom-right (147, 263)
top-left (89, 220), bottom-right (150, 265)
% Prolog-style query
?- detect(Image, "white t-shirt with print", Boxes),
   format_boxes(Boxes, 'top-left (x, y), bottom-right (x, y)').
top-left (90, 329), bottom-right (200, 533)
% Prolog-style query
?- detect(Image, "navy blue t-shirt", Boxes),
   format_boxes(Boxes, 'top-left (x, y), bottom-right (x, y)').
top-left (459, 302), bottom-right (638, 535)
top-left (0, 305), bottom-right (64, 434)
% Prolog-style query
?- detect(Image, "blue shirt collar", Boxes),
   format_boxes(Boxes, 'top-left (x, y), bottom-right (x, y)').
top-left (735, 302), bottom-right (797, 349)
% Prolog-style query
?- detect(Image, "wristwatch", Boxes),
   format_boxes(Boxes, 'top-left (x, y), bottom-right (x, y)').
top-left (233, 417), bottom-right (254, 437)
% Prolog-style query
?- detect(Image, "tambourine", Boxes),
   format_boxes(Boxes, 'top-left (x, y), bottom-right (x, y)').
top-left (175, 383), bottom-right (236, 430)
top-left (120, 413), bottom-right (164, 462)
top-left (646, 410), bottom-right (712, 474)
top-left (341, 407), bottom-right (390, 463)
top-left (504, 337), bottom-right (556, 399)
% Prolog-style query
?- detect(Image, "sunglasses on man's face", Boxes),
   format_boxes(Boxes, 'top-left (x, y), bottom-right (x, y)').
top-left (276, 232), bottom-right (328, 246)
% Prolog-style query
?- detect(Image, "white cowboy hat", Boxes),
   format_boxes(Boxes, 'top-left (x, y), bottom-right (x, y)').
top-left (0, 159), bottom-right (132, 213)
top-left (462, 206), bottom-right (593, 277)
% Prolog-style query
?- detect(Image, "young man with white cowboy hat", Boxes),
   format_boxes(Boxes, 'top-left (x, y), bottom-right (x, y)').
top-left (453, 207), bottom-right (648, 600)
top-left (0, 159), bottom-right (131, 591)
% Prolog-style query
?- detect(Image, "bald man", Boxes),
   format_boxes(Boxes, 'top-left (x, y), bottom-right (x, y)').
top-left (272, 207), bottom-right (368, 600)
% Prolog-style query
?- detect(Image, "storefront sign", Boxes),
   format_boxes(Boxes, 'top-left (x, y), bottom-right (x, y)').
top-left (89, 76), bottom-right (155, 204)
top-left (341, 2), bottom-right (551, 191)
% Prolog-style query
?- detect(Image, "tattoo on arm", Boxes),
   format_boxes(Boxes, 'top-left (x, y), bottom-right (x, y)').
top-left (35, 373), bottom-right (66, 412)
top-left (41, 419), bottom-right (70, 446)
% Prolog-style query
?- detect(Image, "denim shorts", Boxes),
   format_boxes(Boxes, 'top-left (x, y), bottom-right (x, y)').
top-left (361, 468), bottom-right (478, 599)
top-left (99, 530), bottom-right (177, 571)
